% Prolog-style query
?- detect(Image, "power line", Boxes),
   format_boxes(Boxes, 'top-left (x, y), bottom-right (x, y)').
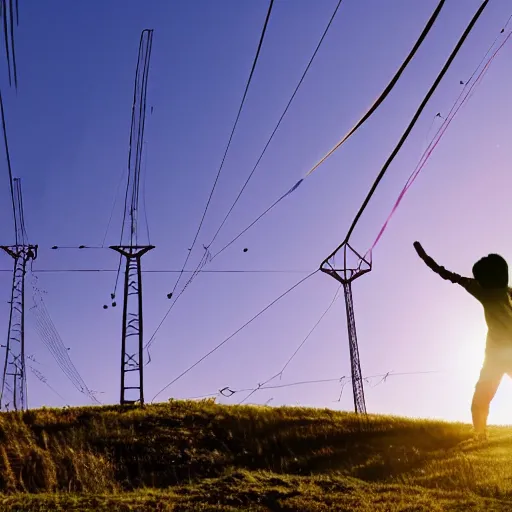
top-left (1, 0), bottom-right (17, 88)
top-left (239, 371), bottom-right (440, 393)
top-left (367, 24), bottom-right (512, 256)
top-left (101, 166), bottom-right (128, 247)
top-left (169, 0), bottom-right (275, 303)
top-left (50, 245), bottom-right (106, 250)
top-left (146, 182), bottom-right (303, 346)
top-left (342, 0), bottom-right (489, 244)
top-left (239, 284), bottom-right (342, 405)
top-left (22, 268), bottom-right (311, 274)
top-left (463, 11), bottom-right (512, 86)
top-left (207, 0), bottom-right (345, 248)
top-left (303, 0), bottom-right (446, 179)
top-left (8, 0), bottom-right (16, 88)
top-left (109, 29), bottom-right (154, 311)
top-left (29, 273), bottom-right (100, 404)
top-left (316, 0), bottom-right (489, 416)
top-left (186, 370), bottom-right (442, 401)
top-left (151, 269), bottom-right (318, 402)
top-left (142, 141), bottom-right (151, 245)
top-left (28, 365), bottom-right (69, 405)
top-left (212, 183), bottom-right (299, 260)
top-left (195, 0), bottom-right (448, 266)
top-left (0, 90), bottom-right (17, 245)
top-left (134, 1), bottom-right (446, 353)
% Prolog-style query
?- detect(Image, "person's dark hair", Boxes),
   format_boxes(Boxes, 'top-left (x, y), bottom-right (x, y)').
top-left (472, 254), bottom-right (509, 288)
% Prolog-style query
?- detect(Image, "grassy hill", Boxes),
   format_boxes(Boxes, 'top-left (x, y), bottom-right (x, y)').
top-left (0, 399), bottom-right (511, 510)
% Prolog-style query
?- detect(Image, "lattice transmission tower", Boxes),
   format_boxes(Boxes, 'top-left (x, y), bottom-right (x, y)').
top-left (320, 242), bottom-right (371, 414)
top-left (110, 29), bottom-right (154, 406)
top-left (0, 178), bottom-right (37, 411)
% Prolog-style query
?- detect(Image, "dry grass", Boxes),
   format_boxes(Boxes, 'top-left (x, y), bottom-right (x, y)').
top-left (0, 399), bottom-right (511, 509)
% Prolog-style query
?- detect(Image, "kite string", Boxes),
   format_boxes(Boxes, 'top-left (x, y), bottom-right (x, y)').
top-left (365, 28), bottom-right (511, 258)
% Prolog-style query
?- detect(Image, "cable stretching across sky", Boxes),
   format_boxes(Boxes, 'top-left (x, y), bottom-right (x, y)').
top-left (366, 18), bottom-right (512, 258)
top-left (29, 272), bottom-right (100, 404)
top-left (218, 0), bottom-right (492, 261)
top-left (206, 0), bottom-right (345, 249)
top-left (338, 0), bottom-right (489, 247)
top-left (151, 270), bottom-right (319, 402)
top-left (0, 91), bottom-right (17, 244)
top-left (167, 0), bottom-right (275, 304)
top-left (0, 0), bottom-right (18, 88)
top-left (145, 0), bottom-right (446, 353)
top-left (184, 371), bottom-right (442, 403)
top-left (237, 284), bottom-right (342, 405)
top-left (151, 0), bottom-right (492, 404)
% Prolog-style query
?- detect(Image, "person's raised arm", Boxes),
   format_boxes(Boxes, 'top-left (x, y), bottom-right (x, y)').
top-left (413, 241), bottom-right (467, 285)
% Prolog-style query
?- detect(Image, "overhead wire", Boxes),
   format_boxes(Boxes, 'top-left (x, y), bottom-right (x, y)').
top-left (185, 370), bottom-right (442, 402)
top-left (154, 0), bottom-right (490, 407)
top-left (340, 0), bottom-right (489, 247)
top-left (463, 12), bottom-right (510, 85)
top-left (50, 245), bottom-right (105, 250)
top-left (151, 269), bottom-right (319, 402)
top-left (0, 90), bottom-right (17, 244)
top-left (29, 272), bottom-right (100, 404)
top-left (15, 179), bottom-right (27, 242)
top-left (101, 166), bottom-right (128, 247)
top-left (31, 307), bottom-right (101, 404)
top-left (303, 0), bottom-right (447, 179)
top-left (31, 308), bottom-right (82, 388)
top-left (28, 365), bottom-right (69, 405)
top-left (213, 0), bottom-right (446, 250)
top-left (207, 0), bottom-right (345, 249)
top-left (0, 0), bottom-right (17, 88)
top-left (142, 142), bottom-right (151, 245)
top-left (8, 0), bottom-right (15, 88)
top-left (236, 371), bottom-right (441, 393)
top-left (167, 0), bottom-right (275, 303)
top-left (112, 29), bottom-right (153, 297)
top-left (238, 283), bottom-right (342, 405)
top-left (1, 0), bottom-right (11, 87)
top-left (367, 22), bottom-right (512, 256)
top-left (13, 268), bottom-right (311, 274)
top-left (144, 0), bottom-right (446, 350)
top-left (122, 33), bottom-right (143, 248)
top-left (31, 308), bottom-right (89, 396)
top-left (131, 30), bottom-right (153, 246)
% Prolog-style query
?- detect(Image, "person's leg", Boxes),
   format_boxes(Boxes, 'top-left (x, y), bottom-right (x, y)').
top-left (472, 359), bottom-right (503, 434)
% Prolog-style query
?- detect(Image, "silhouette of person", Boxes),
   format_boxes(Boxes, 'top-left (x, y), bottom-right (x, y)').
top-left (414, 241), bottom-right (512, 438)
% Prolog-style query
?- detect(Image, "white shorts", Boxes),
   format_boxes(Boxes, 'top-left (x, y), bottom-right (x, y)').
top-left (479, 346), bottom-right (512, 382)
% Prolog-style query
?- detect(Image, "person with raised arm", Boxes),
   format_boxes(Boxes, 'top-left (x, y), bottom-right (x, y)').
top-left (413, 241), bottom-right (512, 438)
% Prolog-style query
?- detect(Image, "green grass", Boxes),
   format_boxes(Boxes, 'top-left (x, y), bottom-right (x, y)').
top-left (0, 399), bottom-right (512, 510)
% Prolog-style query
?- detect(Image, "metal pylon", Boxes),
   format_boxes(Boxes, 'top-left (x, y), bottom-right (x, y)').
top-left (0, 244), bottom-right (37, 411)
top-left (110, 245), bottom-right (154, 405)
top-left (320, 242), bottom-right (371, 414)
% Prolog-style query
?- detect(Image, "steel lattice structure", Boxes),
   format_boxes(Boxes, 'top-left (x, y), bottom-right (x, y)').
top-left (0, 178), bottom-right (37, 411)
top-left (110, 29), bottom-right (154, 406)
top-left (320, 242), bottom-right (371, 414)
top-left (111, 245), bottom-right (153, 405)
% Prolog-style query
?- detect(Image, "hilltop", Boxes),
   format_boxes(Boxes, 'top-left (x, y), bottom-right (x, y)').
top-left (0, 400), bottom-right (511, 510)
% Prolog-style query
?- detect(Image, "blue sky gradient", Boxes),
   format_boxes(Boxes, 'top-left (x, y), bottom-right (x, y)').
top-left (1, 1), bottom-right (512, 424)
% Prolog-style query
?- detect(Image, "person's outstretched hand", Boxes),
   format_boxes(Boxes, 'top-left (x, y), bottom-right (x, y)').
top-left (413, 241), bottom-right (427, 260)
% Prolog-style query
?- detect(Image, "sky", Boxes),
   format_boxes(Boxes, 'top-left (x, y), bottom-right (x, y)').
top-left (0, 0), bottom-right (512, 425)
